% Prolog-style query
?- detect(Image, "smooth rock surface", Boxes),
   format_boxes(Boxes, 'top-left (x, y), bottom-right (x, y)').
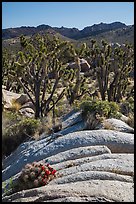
top-left (97, 118), bottom-right (134, 133)
top-left (54, 154), bottom-right (134, 178)
top-left (2, 146), bottom-right (111, 195)
top-left (49, 170), bottom-right (133, 185)
top-left (58, 121), bottom-right (86, 136)
top-left (2, 180), bottom-right (134, 202)
top-left (62, 110), bottom-right (82, 129)
top-left (2, 130), bottom-right (134, 181)
top-left (44, 145), bottom-right (111, 165)
top-left (52, 153), bottom-right (133, 172)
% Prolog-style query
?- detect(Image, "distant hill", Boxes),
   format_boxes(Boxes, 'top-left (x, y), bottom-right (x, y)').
top-left (2, 24), bottom-right (79, 40)
top-left (72, 22), bottom-right (128, 40)
top-left (79, 25), bottom-right (134, 45)
top-left (2, 22), bottom-right (132, 40)
top-left (2, 22), bottom-right (134, 53)
top-left (2, 28), bottom-right (76, 54)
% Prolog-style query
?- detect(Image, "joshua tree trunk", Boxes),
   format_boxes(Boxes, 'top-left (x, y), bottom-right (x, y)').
top-left (35, 82), bottom-right (41, 119)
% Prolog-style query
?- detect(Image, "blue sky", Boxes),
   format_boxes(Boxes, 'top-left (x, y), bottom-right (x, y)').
top-left (2, 2), bottom-right (134, 30)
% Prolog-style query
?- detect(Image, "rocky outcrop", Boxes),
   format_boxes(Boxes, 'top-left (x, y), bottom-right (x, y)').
top-left (2, 150), bottom-right (134, 202)
top-left (39, 110), bottom-right (85, 140)
top-left (2, 179), bottom-right (134, 202)
top-left (2, 109), bottom-right (134, 202)
top-left (66, 58), bottom-right (90, 72)
top-left (62, 110), bottom-right (82, 129)
top-left (96, 118), bottom-right (134, 133)
top-left (2, 129), bottom-right (134, 182)
top-left (2, 89), bottom-right (29, 109)
top-left (18, 101), bottom-right (35, 117)
top-left (19, 108), bottom-right (35, 118)
top-left (2, 89), bottom-right (35, 117)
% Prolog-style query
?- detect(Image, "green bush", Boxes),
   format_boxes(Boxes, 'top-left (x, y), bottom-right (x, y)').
top-left (80, 100), bottom-right (121, 130)
top-left (2, 111), bottom-right (23, 131)
top-left (2, 118), bottom-right (41, 157)
top-left (120, 99), bottom-right (134, 116)
top-left (80, 100), bottom-right (120, 119)
top-left (108, 102), bottom-right (121, 118)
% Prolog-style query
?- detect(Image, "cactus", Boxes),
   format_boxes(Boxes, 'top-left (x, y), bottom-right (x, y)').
top-left (13, 161), bottom-right (57, 192)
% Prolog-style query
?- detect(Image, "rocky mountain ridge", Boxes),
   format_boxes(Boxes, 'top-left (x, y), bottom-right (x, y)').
top-left (2, 21), bottom-right (131, 40)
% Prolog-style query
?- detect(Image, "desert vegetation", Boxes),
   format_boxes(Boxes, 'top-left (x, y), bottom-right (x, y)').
top-left (2, 33), bottom-right (134, 158)
top-left (2, 161), bottom-right (57, 196)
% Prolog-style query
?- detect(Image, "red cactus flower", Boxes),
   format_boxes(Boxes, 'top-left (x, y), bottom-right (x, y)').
top-left (51, 169), bottom-right (57, 175)
top-left (41, 166), bottom-right (45, 171)
top-left (45, 169), bottom-right (51, 176)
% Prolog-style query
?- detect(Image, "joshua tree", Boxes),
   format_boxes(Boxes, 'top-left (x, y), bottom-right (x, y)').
top-left (107, 43), bottom-right (134, 102)
top-left (2, 49), bottom-right (16, 91)
top-left (87, 40), bottom-right (134, 102)
top-left (64, 43), bottom-right (88, 105)
top-left (9, 34), bottom-right (71, 118)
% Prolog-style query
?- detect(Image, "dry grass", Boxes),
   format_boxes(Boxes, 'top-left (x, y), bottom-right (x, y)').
top-left (102, 121), bottom-right (115, 130)
top-left (126, 113), bottom-right (134, 128)
top-left (8, 99), bottom-right (22, 112)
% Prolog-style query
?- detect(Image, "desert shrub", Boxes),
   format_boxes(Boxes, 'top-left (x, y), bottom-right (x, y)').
top-left (108, 102), bottom-right (121, 118)
top-left (80, 100), bottom-right (120, 130)
top-left (80, 100), bottom-right (120, 119)
top-left (2, 118), bottom-right (41, 157)
top-left (126, 113), bottom-right (134, 128)
top-left (3, 162), bottom-right (57, 196)
top-left (120, 99), bottom-right (134, 116)
top-left (2, 111), bottom-right (23, 132)
top-left (2, 177), bottom-right (14, 196)
top-left (84, 112), bottom-right (102, 130)
top-left (127, 96), bottom-right (134, 104)
top-left (54, 103), bottom-right (72, 118)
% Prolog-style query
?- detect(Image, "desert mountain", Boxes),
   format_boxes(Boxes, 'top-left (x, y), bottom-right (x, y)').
top-left (2, 22), bottom-right (132, 40)
top-left (2, 22), bottom-right (134, 54)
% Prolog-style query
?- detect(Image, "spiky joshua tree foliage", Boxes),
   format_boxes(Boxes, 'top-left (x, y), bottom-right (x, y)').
top-left (9, 34), bottom-right (71, 119)
top-left (87, 40), bottom-right (134, 102)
